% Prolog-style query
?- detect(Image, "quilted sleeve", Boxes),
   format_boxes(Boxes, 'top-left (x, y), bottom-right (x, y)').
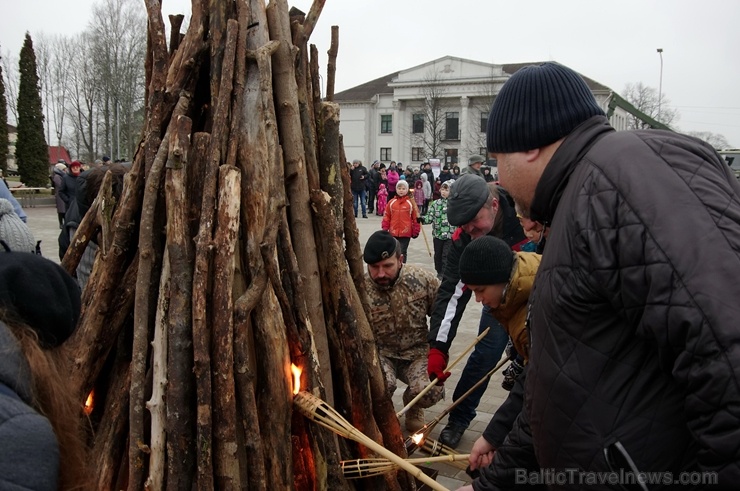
top-left (581, 144), bottom-right (740, 482)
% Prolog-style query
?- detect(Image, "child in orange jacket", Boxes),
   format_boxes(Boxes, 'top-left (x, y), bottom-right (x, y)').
top-left (381, 180), bottom-right (420, 262)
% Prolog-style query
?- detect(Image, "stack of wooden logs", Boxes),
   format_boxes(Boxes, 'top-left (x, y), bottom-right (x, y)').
top-left (59, 0), bottom-right (416, 489)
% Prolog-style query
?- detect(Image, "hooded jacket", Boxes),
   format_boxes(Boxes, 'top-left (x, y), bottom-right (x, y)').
top-left (381, 195), bottom-right (420, 238)
top-left (0, 322), bottom-right (60, 491)
top-left (486, 251), bottom-right (540, 361)
top-left (476, 115), bottom-right (740, 489)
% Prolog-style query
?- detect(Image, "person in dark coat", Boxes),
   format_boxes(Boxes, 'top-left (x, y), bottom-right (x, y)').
top-left (0, 253), bottom-right (89, 490)
top-left (52, 163), bottom-right (68, 228)
top-left (350, 159), bottom-right (369, 218)
top-left (58, 160), bottom-right (82, 212)
top-left (460, 61), bottom-right (740, 490)
top-left (367, 160), bottom-right (380, 214)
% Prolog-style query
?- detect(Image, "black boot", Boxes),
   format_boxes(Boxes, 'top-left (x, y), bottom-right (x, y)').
top-left (439, 422), bottom-right (467, 449)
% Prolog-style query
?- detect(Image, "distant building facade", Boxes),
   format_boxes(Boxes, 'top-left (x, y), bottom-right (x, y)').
top-left (333, 56), bottom-right (630, 167)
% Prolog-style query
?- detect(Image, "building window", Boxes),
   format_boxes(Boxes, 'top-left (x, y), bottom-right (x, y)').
top-left (412, 147), bottom-right (424, 161)
top-left (445, 148), bottom-right (458, 164)
top-left (479, 147), bottom-right (487, 157)
top-left (380, 148), bottom-right (392, 161)
top-left (445, 112), bottom-right (459, 140)
top-left (381, 114), bottom-right (393, 134)
top-left (412, 114), bottom-right (424, 134)
top-left (480, 112), bottom-right (488, 132)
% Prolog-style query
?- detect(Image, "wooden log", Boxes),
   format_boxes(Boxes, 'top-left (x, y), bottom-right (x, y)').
top-left (168, 14), bottom-right (185, 56)
top-left (145, 248), bottom-right (170, 491)
top-left (129, 119), bottom-right (175, 491)
top-left (266, 0), bottom-right (332, 421)
top-left (309, 188), bottom-right (399, 491)
top-left (164, 115), bottom-right (196, 491)
top-left (92, 339), bottom-right (132, 491)
top-left (326, 26), bottom-right (338, 101)
top-left (143, 0), bottom-right (169, 167)
top-left (211, 165), bottom-right (243, 490)
top-left (253, 286), bottom-right (293, 490)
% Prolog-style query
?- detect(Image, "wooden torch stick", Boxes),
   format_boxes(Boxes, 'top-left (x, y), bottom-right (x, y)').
top-left (405, 354), bottom-right (512, 455)
top-left (294, 391), bottom-right (449, 491)
top-left (341, 453), bottom-right (470, 479)
top-left (396, 327), bottom-right (491, 417)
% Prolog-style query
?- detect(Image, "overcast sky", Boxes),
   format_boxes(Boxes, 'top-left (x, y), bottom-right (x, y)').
top-left (2, 0), bottom-right (739, 146)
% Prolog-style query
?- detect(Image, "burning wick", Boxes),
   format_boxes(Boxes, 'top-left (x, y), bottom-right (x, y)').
top-left (84, 390), bottom-right (94, 416)
top-left (410, 433), bottom-right (424, 445)
top-left (291, 363), bottom-right (302, 395)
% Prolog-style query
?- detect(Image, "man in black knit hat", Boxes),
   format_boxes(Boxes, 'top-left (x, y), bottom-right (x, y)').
top-left (462, 62), bottom-right (740, 490)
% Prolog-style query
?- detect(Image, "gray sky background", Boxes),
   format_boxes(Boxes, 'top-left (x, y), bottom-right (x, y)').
top-left (2, 0), bottom-right (739, 146)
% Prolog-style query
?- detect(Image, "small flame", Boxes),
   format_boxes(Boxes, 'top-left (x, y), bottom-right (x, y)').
top-left (84, 390), bottom-right (94, 416)
top-left (411, 432), bottom-right (424, 445)
top-left (291, 363), bottom-right (302, 395)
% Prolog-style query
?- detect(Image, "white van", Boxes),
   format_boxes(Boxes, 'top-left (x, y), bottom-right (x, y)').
top-left (718, 149), bottom-right (740, 179)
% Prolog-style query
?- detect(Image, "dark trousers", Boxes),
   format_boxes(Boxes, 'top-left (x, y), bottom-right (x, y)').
top-left (395, 236), bottom-right (410, 263)
top-left (368, 187), bottom-right (377, 213)
top-left (352, 189), bottom-right (367, 217)
top-left (432, 238), bottom-right (451, 277)
top-left (447, 306), bottom-right (509, 429)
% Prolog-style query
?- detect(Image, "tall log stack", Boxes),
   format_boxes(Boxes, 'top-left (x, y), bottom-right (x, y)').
top-left (59, 0), bottom-right (415, 489)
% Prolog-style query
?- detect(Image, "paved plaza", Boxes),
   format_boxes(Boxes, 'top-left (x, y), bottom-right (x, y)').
top-left (24, 203), bottom-right (510, 489)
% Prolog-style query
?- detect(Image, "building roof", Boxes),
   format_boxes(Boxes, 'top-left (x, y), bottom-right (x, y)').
top-left (48, 146), bottom-right (72, 165)
top-left (333, 58), bottom-right (612, 102)
top-left (500, 62), bottom-right (610, 92)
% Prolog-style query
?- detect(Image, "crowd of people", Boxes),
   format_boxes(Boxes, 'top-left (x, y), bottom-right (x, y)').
top-left (361, 62), bottom-right (740, 490)
top-left (3, 60), bottom-right (740, 490)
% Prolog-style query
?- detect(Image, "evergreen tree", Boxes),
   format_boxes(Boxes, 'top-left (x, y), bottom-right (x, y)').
top-left (0, 51), bottom-right (8, 175)
top-left (15, 33), bottom-right (48, 186)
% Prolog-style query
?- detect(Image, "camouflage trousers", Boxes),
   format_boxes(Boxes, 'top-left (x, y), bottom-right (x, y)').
top-left (380, 355), bottom-right (444, 408)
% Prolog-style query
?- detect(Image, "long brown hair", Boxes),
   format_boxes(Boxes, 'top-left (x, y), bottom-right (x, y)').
top-left (2, 313), bottom-right (91, 490)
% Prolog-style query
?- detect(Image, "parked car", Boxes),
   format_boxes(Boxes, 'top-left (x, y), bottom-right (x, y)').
top-left (719, 149), bottom-right (740, 179)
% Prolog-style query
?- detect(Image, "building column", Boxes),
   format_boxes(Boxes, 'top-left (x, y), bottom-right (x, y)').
top-left (460, 96), bottom-right (470, 160)
top-left (393, 100), bottom-right (404, 163)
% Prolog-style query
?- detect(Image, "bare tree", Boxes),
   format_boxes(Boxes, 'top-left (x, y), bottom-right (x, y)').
top-left (686, 131), bottom-right (731, 150)
top-left (88, 0), bottom-right (146, 161)
top-left (1, 49), bottom-right (19, 123)
top-left (623, 82), bottom-right (679, 129)
top-left (411, 70), bottom-right (448, 160)
top-left (67, 33), bottom-right (100, 162)
top-left (465, 69), bottom-right (498, 156)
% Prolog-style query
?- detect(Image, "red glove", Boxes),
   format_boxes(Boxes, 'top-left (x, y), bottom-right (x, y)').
top-left (427, 348), bottom-right (451, 385)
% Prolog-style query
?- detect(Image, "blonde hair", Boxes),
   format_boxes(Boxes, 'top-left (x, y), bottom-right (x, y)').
top-left (2, 313), bottom-right (91, 490)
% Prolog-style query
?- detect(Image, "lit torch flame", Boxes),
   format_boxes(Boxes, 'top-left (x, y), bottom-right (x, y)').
top-left (84, 390), bottom-right (94, 416)
top-left (291, 363), bottom-right (302, 395)
top-left (410, 432), bottom-right (424, 445)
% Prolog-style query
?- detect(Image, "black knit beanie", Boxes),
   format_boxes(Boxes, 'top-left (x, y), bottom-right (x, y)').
top-left (0, 252), bottom-right (81, 347)
top-left (459, 236), bottom-right (514, 286)
top-left (487, 62), bottom-right (605, 153)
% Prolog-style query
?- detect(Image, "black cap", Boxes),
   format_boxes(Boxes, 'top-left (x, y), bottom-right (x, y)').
top-left (459, 236), bottom-right (514, 286)
top-left (487, 62), bottom-right (605, 153)
top-left (447, 174), bottom-right (490, 226)
top-left (363, 230), bottom-right (399, 264)
top-left (0, 252), bottom-right (81, 347)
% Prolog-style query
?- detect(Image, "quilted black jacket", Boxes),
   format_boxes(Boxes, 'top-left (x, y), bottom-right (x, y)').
top-left (476, 116), bottom-right (740, 490)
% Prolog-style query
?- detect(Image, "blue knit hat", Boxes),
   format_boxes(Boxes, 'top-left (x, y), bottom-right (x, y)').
top-left (487, 62), bottom-right (605, 153)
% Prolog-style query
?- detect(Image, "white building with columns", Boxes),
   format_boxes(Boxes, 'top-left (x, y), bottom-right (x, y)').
top-left (334, 56), bottom-right (629, 168)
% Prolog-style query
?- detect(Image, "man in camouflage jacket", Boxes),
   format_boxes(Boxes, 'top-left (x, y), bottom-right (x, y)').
top-left (363, 230), bottom-right (442, 431)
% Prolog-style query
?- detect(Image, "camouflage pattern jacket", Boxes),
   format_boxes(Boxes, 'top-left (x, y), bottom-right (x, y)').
top-left (364, 264), bottom-right (440, 360)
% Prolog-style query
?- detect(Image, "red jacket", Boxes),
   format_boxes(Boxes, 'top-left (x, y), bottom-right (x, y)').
top-left (381, 195), bottom-right (420, 238)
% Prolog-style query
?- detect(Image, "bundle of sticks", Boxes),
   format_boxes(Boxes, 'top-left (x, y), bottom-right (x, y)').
top-left (58, 0), bottom-right (417, 490)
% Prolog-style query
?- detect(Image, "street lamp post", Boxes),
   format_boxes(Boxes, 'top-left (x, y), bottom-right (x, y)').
top-left (657, 48), bottom-right (664, 122)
